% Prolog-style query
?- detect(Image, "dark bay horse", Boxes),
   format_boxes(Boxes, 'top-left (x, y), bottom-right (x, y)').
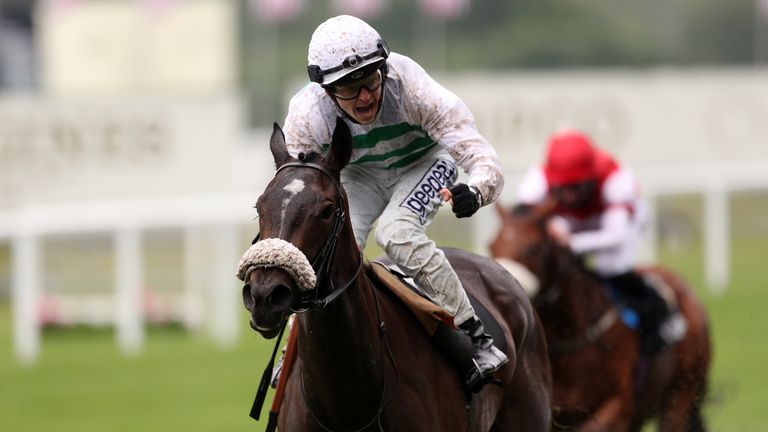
top-left (489, 203), bottom-right (711, 432)
top-left (240, 119), bottom-right (552, 431)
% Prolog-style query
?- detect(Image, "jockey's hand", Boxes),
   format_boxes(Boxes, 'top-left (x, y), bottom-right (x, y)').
top-left (546, 219), bottom-right (571, 246)
top-left (441, 183), bottom-right (480, 218)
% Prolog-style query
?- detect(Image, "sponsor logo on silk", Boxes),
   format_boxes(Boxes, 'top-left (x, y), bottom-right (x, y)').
top-left (400, 159), bottom-right (457, 223)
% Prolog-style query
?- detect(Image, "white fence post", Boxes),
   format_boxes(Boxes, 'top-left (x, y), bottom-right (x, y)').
top-left (11, 234), bottom-right (41, 365)
top-left (639, 195), bottom-right (659, 266)
top-left (210, 224), bottom-right (240, 348)
top-left (704, 186), bottom-right (730, 294)
top-left (115, 227), bottom-right (144, 355)
top-left (182, 226), bottom-right (206, 331)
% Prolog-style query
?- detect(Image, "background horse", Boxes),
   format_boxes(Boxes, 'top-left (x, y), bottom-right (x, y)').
top-left (489, 203), bottom-right (711, 432)
top-left (240, 119), bottom-right (552, 431)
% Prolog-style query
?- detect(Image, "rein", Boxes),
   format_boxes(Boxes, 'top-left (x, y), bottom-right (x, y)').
top-left (547, 308), bottom-right (619, 354)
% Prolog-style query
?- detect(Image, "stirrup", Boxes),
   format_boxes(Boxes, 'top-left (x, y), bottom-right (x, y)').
top-left (465, 345), bottom-right (509, 392)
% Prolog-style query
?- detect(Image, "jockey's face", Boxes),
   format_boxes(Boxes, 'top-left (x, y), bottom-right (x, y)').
top-left (329, 70), bottom-right (382, 124)
top-left (550, 180), bottom-right (597, 210)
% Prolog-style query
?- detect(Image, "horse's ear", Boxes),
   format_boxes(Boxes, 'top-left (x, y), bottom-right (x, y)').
top-left (324, 117), bottom-right (352, 173)
top-left (270, 122), bottom-right (290, 169)
top-left (495, 201), bottom-right (508, 220)
top-left (531, 198), bottom-right (557, 223)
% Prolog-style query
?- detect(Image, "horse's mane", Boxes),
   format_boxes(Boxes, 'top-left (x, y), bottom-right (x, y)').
top-left (506, 203), bottom-right (603, 287)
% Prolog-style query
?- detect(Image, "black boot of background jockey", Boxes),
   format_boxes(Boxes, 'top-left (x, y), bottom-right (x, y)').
top-left (608, 271), bottom-right (686, 355)
top-left (458, 315), bottom-right (509, 391)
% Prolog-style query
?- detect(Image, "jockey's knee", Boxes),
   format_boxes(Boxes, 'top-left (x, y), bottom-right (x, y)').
top-left (375, 219), bottom-right (437, 272)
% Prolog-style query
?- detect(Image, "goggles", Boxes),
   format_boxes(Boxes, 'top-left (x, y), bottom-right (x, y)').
top-left (550, 180), bottom-right (596, 197)
top-left (328, 70), bottom-right (383, 100)
top-left (307, 40), bottom-right (390, 85)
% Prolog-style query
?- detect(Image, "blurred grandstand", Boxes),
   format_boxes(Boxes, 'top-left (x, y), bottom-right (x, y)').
top-left (1, 2), bottom-right (767, 432)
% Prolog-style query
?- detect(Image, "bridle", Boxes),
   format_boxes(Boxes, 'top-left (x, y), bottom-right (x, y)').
top-left (250, 160), bottom-right (395, 431)
top-left (260, 161), bottom-right (364, 312)
top-left (273, 161), bottom-right (396, 432)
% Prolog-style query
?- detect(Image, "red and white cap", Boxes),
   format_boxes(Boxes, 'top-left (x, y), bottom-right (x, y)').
top-left (544, 130), bottom-right (598, 186)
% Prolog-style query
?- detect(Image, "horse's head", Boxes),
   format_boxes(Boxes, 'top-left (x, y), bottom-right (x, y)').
top-left (240, 118), bottom-right (354, 338)
top-left (489, 201), bottom-right (559, 299)
top-left (490, 202), bottom-right (554, 271)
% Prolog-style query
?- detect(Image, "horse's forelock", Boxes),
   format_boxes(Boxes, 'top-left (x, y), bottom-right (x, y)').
top-left (298, 151), bottom-right (323, 163)
top-left (511, 203), bottom-right (534, 216)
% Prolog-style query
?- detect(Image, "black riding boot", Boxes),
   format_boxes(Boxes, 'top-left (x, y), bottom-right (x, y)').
top-left (608, 271), bottom-right (685, 355)
top-left (458, 316), bottom-right (509, 392)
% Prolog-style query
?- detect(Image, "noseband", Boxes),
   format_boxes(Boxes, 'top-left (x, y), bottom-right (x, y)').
top-left (260, 161), bottom-right (363, 311)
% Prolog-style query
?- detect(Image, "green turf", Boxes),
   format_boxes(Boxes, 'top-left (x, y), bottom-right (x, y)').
top-left (656, 237), bottom-right (768, 432)
top-left (0, 313), bottom-right (276, 431)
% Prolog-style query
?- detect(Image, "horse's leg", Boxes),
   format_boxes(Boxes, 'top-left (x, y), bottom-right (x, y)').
top-left (576, 355), bottom-right (636, 432)
top-left (657, 273), bottom-right (710, 432)
top-left (657, 378), bottom-right (708, 432)
top-left (575, 394), bottom-right (634, 432)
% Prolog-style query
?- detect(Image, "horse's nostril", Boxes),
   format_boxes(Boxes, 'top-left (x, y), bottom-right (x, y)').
top-left (269, 285), bottom-right (292, 309)
top-left (242, 284), bottom-right (255, 310)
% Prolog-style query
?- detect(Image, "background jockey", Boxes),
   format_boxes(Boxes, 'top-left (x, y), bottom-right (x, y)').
top-left (516, 129), bottom-right (687, 356)
top-left (281, 15), bottom-right (507, 390)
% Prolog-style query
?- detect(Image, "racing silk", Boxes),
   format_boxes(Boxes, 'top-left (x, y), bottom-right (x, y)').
top-left (516, 150), bottom-right (645, 258)
top-left (282, 52), bottom-right (504, 206)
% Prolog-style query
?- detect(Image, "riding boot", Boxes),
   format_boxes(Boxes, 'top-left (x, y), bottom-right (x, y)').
top-left (458, 315), bottom-right (509, 392)
top-left (608, 271), bottom-right (686, 355)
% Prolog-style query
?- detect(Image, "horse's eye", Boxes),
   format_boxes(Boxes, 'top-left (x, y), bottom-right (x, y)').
top-left (319, 205), bottom-right (334, 220)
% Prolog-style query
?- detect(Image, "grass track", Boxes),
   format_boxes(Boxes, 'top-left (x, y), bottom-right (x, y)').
top-left (1, 233), bottom-right (766, 431)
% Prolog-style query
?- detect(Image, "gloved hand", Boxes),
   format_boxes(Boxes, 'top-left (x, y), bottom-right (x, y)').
top-left (446, 183), bottom-right (481, 218)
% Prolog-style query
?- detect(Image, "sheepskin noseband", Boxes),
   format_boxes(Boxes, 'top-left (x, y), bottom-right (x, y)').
top-left (236, 238), bottom-right (317, 292)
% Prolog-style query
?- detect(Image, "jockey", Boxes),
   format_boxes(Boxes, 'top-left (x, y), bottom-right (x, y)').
top-left (282, 15), bottom-right (507, 391)
top-left (516, 129), bottom-right (687, 355)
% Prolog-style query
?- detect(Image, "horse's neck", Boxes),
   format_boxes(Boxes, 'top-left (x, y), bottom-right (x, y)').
top-left (545, 251), bottom-right (613, 333)
top-left (296, 261), bottom-right (386, 421)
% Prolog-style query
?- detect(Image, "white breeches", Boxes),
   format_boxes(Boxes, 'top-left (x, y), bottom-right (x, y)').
top-left (341, 153), bottom-right (476, 325)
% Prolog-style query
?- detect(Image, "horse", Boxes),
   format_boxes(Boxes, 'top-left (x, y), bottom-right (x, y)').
top-left (239, 119), bottom-right (552, 431)
top-left (489, 202), bottom-right (711, 432)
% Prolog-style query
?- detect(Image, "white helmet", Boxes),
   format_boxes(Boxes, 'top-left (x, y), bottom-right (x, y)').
top-left (307, 15), bottom-right (390, 86)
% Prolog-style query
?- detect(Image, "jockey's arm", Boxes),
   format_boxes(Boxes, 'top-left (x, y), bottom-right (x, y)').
top-left (570, 168), bottom-right (638, 253)
top-left (407, 59), bottom-right (504, 206)
top-left (569, 206), bottom-right (633, 253)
